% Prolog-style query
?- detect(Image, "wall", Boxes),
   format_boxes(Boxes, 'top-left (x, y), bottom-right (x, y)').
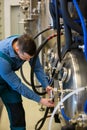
top-left (4, 0), bottom-right (20, 38)
top-left (0, 0), bottom-right (4, 39)
top-left (4, 0), bottom-right (53, 38)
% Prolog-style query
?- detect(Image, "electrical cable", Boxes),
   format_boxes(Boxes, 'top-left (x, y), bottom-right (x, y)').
top-left (35, 107), bottom-right (50, 130)
top-left (55, 0), bottom-right (61, 62)
top-left (31, 33), bottom-right (57, 95)
top-left (20, 66), bottom-right (31, 86)
top-left (72, 0), bottom-right (87, 60)
top-left (33, 26), bottom-right (52, 39)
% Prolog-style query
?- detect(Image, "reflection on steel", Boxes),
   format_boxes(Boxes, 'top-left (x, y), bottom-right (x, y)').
top-left (58, 50), bottom-right (87, 127)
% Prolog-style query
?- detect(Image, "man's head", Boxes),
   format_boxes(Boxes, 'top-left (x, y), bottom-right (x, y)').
top-left (14, 34), bottom-right (36, 61)
top-left (18, 34), bottom-right (36, 56)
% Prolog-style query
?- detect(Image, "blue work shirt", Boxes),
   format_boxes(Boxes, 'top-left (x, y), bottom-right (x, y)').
top-left (0, 35), bottom-right (49, 102)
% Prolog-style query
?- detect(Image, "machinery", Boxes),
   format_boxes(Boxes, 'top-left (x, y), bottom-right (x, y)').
top-left (19, 0), bottom-right (87, 130)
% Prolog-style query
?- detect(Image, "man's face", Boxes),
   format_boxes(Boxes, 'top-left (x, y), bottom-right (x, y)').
top-left (17, 51), bottom-right (34, 61)
top-left (14, 41), bottom-right (34, 61)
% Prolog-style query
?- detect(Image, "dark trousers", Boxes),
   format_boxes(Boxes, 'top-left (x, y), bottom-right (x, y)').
top-left (0, 80), bottom-right (26, 130)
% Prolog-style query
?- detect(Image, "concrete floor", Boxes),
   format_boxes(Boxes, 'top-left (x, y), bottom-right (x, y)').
top-left (0, 62), bottom-right (62, 130)
top-left (0, 97), bottom-right (61, 130)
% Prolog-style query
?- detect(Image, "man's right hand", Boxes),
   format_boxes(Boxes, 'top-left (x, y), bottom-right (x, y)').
top-left (40, 98), bottom-right (54, 107)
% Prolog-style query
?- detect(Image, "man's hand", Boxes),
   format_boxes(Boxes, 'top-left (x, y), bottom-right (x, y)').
top-left (39, 86), bottom-right (54, 107)
top-left (40, 98), bottom-right (54, 107)
top-left (46, 86), bottom-right (54, 95)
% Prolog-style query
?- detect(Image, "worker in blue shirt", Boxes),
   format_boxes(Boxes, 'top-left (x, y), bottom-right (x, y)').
top-left (0, 34), bottom-right (54, 130)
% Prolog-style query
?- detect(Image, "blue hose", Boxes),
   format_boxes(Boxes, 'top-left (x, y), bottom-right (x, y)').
top-left (61, 108), bottom-right (71, 121)
top-left (73, 0), bottom-right (87, 60)
top-left (84, 100), bottom-right (87, 114)
top-left (61, 100), bottom-right (87, 121)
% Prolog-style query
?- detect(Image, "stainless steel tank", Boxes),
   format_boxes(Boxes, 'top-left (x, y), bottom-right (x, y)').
top-left (61, 49), bottom-right (87, 126)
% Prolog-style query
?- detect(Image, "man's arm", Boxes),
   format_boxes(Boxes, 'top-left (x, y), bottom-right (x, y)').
top-left (30, 56), bottom-right (49, 88)
top-left (0, 57), bottom-right (54, 107)
top-left (0, 57), bottom-right (41, 102)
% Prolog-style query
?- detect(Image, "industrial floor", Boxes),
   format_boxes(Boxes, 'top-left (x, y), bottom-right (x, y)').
top-left (0, 98), bottom-right (61, 130)
top-left (0, 62), bottom-right (62, 130)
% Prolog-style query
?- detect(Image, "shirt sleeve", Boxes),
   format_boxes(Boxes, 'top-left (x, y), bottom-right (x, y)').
top-left (29, 56), bottom-right (49, 88)
top-left (0, 57), bottom-right (41, 102)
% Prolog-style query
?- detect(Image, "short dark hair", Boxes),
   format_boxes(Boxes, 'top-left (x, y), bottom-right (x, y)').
top-left (18, 34), bottom-right (36, 56)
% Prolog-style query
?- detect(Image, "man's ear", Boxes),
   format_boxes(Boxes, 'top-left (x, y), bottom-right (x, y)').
top-left (15, 44), bottom-right (20, 54)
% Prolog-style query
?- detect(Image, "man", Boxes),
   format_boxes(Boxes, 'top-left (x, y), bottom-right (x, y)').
top-left (0, 34), bottom-right (54, 130)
